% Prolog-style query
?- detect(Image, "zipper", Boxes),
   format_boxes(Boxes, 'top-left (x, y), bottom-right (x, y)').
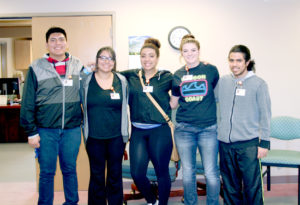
top-left (62, 81), bottom-right (65, 129)
top-left (61, 61), bottom-right (71, 129)
top-left (51, 62), bottom-right (65, 129)
top-left (228, 86), bottom-right (237, 143)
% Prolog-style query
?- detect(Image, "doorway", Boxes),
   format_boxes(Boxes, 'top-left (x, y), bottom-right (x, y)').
top-left (0, 12), bottom-right (115, 191)
top-left (0, 43), bottom-right (7, 78)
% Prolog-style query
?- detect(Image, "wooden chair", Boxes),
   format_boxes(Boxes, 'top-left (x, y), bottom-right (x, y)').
top-left (261, 116), bottom-right (300, 205)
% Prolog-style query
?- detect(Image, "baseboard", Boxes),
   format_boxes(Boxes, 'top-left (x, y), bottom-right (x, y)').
top-left (263, 175), bottom-right (298, 184)
top-left (123, 175), bottom-right (298, 190)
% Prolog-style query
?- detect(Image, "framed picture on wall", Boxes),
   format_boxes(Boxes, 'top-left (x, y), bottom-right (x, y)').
top-left (128, 35), bottom-right (150, 69)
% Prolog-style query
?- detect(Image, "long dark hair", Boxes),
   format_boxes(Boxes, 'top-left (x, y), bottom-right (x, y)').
top-left (229, 45), bottom-right (255, 72)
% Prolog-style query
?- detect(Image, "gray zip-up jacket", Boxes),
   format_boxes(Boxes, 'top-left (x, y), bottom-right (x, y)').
top-left (215, 72), bottom-right (271, 148)
top-left (80, 71), bottom-right (130, 143)
top-left (20, 55), bottom-right (83, 137)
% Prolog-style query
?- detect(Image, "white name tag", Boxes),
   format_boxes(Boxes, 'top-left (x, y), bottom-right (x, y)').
top-left (182, 75), bottom-right (193, 81)
top-left (63, 79), bottom-right (73, 86)
top-left (143, 86), bottom-right (153, 93)
top-left (110, 93), bottom-right (120, 100)
top-left (236, 88), bottom-right (246, 96)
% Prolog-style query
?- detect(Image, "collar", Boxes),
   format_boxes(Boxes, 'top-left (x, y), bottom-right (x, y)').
top-left (44, 52), bottom-right (70, 63)
top-left (141, 68), bottom-right (166, 81)
top-left (232, 71), bottom-right (255, 84)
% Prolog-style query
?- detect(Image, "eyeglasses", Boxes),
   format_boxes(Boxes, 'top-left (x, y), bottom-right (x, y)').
top-left (98, 55), bottom-right (114, 61)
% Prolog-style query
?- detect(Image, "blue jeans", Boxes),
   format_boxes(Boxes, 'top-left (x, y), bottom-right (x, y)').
top-left (37, 127), bottom-right (81, 205)
top-left (175, 123), bottom-right (220, 205)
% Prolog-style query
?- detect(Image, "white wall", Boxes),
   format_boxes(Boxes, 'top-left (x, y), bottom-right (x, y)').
top-left (1, 0), bottom-right (299, 176)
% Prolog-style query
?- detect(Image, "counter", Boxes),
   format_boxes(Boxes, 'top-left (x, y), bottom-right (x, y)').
top-left (0, 105), bottom-right (28, 142)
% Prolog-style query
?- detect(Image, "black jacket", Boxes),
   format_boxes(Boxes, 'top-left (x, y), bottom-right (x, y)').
top-left (121, 69), bottom-right (172, 124)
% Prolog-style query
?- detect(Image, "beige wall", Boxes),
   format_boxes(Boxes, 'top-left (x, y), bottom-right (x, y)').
top-left (0, 0), bottom-right (299, 116)
top-left (0, 0), bottom-right (299, 176)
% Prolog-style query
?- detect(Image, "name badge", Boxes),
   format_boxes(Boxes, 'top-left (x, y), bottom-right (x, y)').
top-left (143, 86), bottom-right (153, 93)
top-left (63, 79), bottom-right (73, 87)
top-left (182, 75), bottom-right (193, 81)
top-left (236, 88), bottom-right (246, 96)
top-left (110, 93), bottom-right (120, 100)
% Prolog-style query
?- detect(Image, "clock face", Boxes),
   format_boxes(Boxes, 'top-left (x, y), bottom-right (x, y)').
top-left (168, 26), bottom-right (191, 50)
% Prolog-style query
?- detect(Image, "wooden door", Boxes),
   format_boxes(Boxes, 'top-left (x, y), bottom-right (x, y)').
top-left (32, 15), bottom-right (113, 191)
top-left (32, 15), bottom-right (112, 65)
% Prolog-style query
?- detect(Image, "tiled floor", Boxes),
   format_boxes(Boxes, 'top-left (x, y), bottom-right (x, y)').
top-left (0, 143), bottom-right (297, 205)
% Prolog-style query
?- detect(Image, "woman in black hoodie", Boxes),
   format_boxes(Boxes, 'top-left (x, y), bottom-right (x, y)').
top-left (121, 38), bottom-right (173, 205)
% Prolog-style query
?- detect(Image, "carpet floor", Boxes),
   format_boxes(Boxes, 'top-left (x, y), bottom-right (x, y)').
top-left (0, 143), bottom-right (297, 205)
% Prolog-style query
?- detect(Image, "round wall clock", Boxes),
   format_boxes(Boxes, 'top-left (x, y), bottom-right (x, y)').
top-left (168, 26), bottom-right (191, 50)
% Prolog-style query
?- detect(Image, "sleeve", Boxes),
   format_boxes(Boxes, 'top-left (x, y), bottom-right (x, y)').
top-left (119, 69), bottom-right (135, 79)
top-left (165, 71), bottom-right (173, 91)
top-left (171, 72), bottom-right (181, 97)
top-left (214, 81), bottom-right (220, 103)
top-left (20, 67), bottom-right (38, 137)
top-left (79, 68), bottom-right (88, 105)
top-left (212, 67), bottom-right (220, 89)
top-left (257, 81), bottom-right (272, 149)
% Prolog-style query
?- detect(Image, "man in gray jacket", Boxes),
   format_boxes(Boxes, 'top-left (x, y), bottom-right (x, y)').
top-left (215, 45), bottom-right (271, 205)
top-left (20, 27), bottom-right (83, 205)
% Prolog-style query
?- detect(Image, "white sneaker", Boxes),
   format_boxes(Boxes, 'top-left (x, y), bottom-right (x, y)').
top-left (147, 200), bottom-right (159, 205)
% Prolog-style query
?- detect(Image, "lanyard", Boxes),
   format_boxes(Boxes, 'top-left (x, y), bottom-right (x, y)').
top-left (145, 79), bottom-right (150, 86)
top-left (110, 86), bottom-right (115, 93)
top-left (185, 65), bottom-right (190, 75)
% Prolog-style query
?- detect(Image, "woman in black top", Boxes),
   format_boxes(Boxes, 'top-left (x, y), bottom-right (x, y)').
top-left (121, 38), bottom-right (173, 205)
top-left (170, 36), bottom-right (220, 205)
top-left (81, 47), bottom-right (129, 205)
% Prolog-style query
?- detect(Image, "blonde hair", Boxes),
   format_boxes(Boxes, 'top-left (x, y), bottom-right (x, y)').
top-left (179, 36), bottom-right (200, 51)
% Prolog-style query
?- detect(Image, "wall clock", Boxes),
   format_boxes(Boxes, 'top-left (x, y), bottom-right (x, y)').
top-left (168, 26), bottom-right (191, 50)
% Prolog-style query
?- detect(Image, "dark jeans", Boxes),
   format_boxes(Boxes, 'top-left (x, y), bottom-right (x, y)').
top-left (219, 140), bottom-right (263, 205)
top-left (37, 126), bottom-right (81, 205)
top-left (129, 124), bottom-right (173, 205)
top-left (86, 136), bottom-right (125, 205)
